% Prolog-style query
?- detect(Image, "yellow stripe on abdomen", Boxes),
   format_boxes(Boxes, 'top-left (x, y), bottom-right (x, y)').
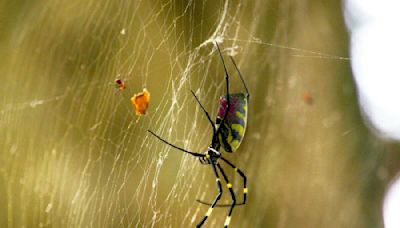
top-left (231, 124), bottom-right (245, 137)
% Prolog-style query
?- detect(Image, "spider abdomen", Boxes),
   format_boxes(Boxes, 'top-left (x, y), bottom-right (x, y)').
top-left (216, 93), bottom-right (248, 152)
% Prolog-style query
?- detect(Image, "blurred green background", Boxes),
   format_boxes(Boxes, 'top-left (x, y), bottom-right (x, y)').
top-left (1, 0), bottom-right (400, 227)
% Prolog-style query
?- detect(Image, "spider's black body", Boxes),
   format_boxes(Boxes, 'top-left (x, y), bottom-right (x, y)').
top-left (148, 42), bottom-right (248, 228)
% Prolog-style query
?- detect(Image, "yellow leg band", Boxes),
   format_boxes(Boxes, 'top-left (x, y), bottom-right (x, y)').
top-left (206, 154), bottom-right (210, 158)
top-left (227, 183), bottom-right (232, 189)
top-left (224, 216), bottom-right (231, 226)
top-left (243, 188), bottom-right (248, 193)
top-left (206, 208), bottom-right (213, 216)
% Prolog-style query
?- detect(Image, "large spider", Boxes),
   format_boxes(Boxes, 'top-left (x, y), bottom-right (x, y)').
top-left (148, 42), bottom-right (249, 228)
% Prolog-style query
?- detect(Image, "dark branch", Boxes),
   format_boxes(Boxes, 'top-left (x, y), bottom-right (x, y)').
top-left (196, 199), bottom-right (245, 207)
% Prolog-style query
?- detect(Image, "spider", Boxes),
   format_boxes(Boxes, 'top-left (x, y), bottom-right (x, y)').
top-left (148, 42), bottom-right (249, 228)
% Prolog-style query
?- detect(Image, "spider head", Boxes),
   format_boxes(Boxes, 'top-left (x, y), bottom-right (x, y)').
top-left (198, 147), bottom-right (221, 165)
top-left (207, 147), bottom-right (221, 157)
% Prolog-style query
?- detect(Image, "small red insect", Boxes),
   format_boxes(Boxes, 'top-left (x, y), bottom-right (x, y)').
top-left (114, 79), bottom-right (126, 91)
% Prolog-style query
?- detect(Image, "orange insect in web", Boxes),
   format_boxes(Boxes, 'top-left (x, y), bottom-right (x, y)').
top-left (131, 88), bottom-right (150, 116)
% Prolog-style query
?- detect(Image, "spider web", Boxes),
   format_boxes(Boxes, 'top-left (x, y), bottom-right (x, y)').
top-left (1, 1), bottom-right (393, 228)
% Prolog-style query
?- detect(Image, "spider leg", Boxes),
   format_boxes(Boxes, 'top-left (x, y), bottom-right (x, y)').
top-left (196, 157), bottom-right (247, 207)
top-left (229, 56), bottom-right (249, 98)
top-left (196, 161), bottom-right (222, 228)
top-left (190, 90), bottom-right (216, 134)
top-left (215, 42), bottom-right (231, 133)
top-left (199, 156), bottom-right (210, 165)
top-left (216, 163), bottom-right (236, 228)
top-left (147, 130), bottom-right (205, 157)
top-left (220, 157), bottom-right (247, 205)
